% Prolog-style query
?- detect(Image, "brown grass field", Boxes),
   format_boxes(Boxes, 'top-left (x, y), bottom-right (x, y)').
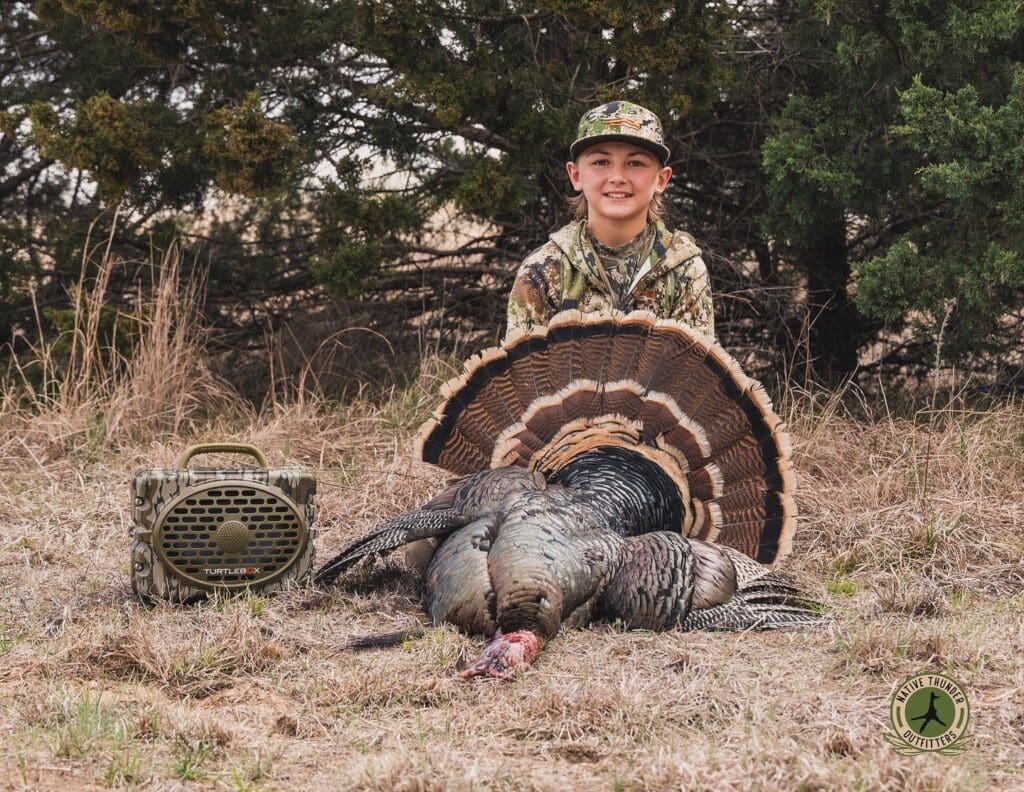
top-left (1, 253), bottom-right (1022, 790)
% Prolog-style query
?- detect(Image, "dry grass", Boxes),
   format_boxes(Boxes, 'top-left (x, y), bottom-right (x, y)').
top-left (1, 247), bottom-right (1022, 790)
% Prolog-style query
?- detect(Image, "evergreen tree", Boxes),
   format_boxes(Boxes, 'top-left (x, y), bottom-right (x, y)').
top-left (762, 0), bottom-right (1024, 375)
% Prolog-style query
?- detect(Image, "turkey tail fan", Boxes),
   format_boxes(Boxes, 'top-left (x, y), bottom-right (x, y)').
top-left (416, 311), bottom-right (797, 566)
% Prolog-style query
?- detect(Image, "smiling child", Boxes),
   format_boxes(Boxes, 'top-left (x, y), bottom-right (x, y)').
top-left (506, 101), bottom-right (714, 339)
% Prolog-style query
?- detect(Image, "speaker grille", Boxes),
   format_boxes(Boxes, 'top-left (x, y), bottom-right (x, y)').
top-left (153, 481), bottom-right (307, 590)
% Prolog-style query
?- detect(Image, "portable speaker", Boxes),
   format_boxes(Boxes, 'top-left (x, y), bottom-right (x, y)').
top-left (130, 443), bottom-right (316, 603)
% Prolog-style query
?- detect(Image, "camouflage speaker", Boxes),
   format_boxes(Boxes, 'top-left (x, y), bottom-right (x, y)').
top-left (130, 443), bottom-right (316, 603)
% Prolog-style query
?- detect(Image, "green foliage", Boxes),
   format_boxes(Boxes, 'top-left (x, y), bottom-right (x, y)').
top-left (0, 220), bottom-right (32, 333)
top-left (762, 93), bottom-right (873, 243)
top-left (203, 92), bottom-right (301, 197)
top-left (453, 150), bottom-right (538, 218)
top-left (173, 734), bottom-right (216, 781)
top-left (310, 165), bottom-right (423, 298)
top-left (855, 73), bottom-right (1024, 357)
top-left (30, 94), bottom-right (177, 200)
top-left (310, 239), bottom-right (384, 298)
top-left (826, 578), bottom-right (857, 596)
top-left (762, 0), bottom-right (1024, 367)
top-left (46, 689), bottom-right (132, 760)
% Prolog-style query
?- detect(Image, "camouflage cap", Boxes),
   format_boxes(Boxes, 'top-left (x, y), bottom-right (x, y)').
top-left (569, 101), bottom-right (670, 165)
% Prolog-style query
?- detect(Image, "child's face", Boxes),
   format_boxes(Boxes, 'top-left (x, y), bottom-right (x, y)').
top-left (566, 143), bottom-right (672, 229)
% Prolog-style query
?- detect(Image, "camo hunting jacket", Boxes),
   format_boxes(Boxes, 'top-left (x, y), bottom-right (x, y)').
top-left (505, 220), bottom-right (714, 340)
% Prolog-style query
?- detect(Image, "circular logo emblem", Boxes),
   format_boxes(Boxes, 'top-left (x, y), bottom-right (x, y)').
top-left (884, 673), bottom-right (971, 755)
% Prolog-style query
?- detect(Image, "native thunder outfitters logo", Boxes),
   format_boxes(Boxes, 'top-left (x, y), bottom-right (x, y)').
top-left (884, 673), bottom-right (972, 756)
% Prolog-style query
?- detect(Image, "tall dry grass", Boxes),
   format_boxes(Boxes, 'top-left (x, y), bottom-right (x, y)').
top-left (2, 224), bottom-right (236, 457)
top-left (0, 223), bottom-right (463, 472)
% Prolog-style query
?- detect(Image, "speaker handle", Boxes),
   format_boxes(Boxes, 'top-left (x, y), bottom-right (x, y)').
top-left (175, 443), bottom-right (269, 470)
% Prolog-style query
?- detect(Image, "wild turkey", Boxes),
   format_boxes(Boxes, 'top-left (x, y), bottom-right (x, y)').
top-left (317, 310), bottom-right (819, 678)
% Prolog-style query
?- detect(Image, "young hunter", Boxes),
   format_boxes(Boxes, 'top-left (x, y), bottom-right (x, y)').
top-left (506, 101), bottom-right (714, 339)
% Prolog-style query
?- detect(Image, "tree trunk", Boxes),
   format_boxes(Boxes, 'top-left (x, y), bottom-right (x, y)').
top-left (801, 214), bottom-right (865, 378)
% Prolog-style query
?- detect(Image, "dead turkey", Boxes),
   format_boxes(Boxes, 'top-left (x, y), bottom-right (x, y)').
top-left (317, 310), bottom-right (820, 678)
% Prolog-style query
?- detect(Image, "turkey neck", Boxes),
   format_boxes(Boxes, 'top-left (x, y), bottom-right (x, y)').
top-left (486, 489), bottom-right (619, 639)
top-left (485, 447), bottom-right (684, 639)
top-left (548, 446), bottom-right (686, 536)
